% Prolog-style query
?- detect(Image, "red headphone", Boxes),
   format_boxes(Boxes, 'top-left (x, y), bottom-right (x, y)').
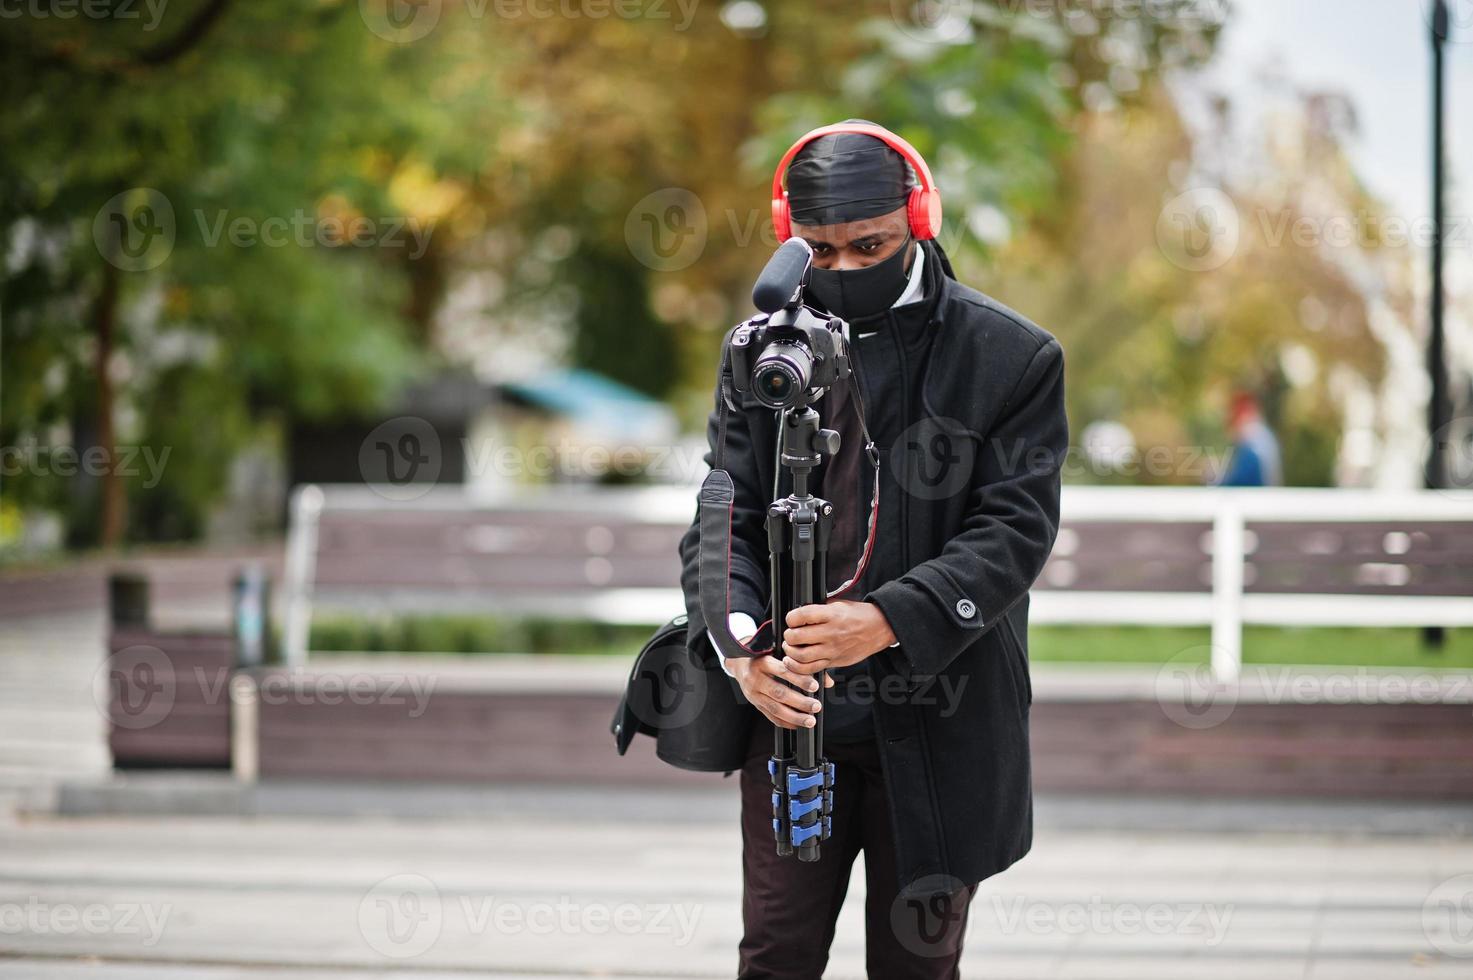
top-left (770, 122), bottom-right (943, 243)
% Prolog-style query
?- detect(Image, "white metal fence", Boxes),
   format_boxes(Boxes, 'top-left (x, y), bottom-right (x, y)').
top-left (1038, 487), bottom-right (1473, 680)
top-left (283, 484), bottom-right (1473, 679)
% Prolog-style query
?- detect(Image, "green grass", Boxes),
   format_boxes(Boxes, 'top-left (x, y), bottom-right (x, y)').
top-left (309, 614), bottom-right (651, 657)
top-left (311, 614), bottom-right (1473, 670)
top-left (1029, 626), bottom-right (1473, 669)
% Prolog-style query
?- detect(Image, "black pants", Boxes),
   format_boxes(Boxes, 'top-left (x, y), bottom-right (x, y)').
top-left (737, 725), bottom-right (977, 979)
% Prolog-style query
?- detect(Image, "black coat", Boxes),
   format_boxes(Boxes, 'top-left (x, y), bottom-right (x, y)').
top-left (679, 242), bottom-right (1068, 897)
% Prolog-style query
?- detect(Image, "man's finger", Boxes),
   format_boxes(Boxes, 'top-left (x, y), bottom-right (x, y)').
top-left (760, 677), bottom-right (822, 714)
top-left (783, 654), bottom-right (830, 676)
top-left (781, 641), bottom-right (828, 664)
top-left (780, 624), bottom-right (829, 647)
top-left (755, 696), bottom-right (817, 729)
top-left (754, 653), bottom-right (819, 693)
top-left (785, 604), bottom-right (833, 628)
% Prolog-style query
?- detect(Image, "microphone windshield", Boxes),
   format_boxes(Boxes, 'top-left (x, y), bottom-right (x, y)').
top-left (752, 239), bottom-right (814, 314)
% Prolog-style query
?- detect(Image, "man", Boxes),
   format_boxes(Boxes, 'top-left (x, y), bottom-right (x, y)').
top-left (678, 120), bottom-right (1067, 979)
top-left (1217, 391), bottom-right (1282, 487)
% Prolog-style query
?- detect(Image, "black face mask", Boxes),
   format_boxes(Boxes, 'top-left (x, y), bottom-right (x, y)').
top-left (806, 237), bottom-right (914, 322)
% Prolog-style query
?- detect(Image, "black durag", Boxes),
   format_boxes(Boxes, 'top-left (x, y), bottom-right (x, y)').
top-left (785, 119), bottom-right (913, 227)
top-left (785, 120), bottom-right (917, 321)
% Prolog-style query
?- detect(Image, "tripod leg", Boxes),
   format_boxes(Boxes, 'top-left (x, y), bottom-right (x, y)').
top-left (768, 503), bottom-right (795, 857)
top-left (789, 504), bottom-right (828, 863)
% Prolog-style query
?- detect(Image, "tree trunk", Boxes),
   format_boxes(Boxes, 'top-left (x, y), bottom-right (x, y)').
top-left (94, 259), bottom-right (124, 548)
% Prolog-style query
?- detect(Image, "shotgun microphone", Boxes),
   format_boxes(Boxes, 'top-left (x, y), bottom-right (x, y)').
top-left (751, 238), bottom-right (814, 314)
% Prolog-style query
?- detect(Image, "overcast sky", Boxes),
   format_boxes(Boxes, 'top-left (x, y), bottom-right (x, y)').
top-left (1197, 0), bottom-right (1473, 223)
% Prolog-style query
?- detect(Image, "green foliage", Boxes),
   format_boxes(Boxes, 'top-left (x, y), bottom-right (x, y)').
top-left (309, 614), bottom-right (651, 657)
top-left (1029, 626), bottom-right (1473, 669)
top-left (7, 0), bottom-right (1378, 553)
top-left (1, 0), bottom-right (506, 544)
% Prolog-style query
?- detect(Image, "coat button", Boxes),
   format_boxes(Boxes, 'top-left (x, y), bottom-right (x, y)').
top-left (955, 599), bottom-right (977, 620)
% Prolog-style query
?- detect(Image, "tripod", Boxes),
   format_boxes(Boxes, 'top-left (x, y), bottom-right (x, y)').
top-left (765, 403), bottom-right (839, 861)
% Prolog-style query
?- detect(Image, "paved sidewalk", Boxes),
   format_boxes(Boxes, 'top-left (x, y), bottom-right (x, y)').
top-left (3, 792), bottom-right (1473, 979)
top-left (0, 612), bottom-right (111, 817)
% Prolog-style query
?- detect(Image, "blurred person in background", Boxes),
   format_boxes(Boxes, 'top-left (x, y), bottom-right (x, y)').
top-left (1218, 391), bottom-right (1283, 487)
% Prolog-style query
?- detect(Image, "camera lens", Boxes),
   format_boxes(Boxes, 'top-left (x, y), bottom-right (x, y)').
top-left (752, 341), bottom-right (813, 409)
top-left (757, 365), bottom-right (795, 404)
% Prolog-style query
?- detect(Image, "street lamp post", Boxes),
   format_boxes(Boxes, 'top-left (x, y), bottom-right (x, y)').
top-left (1426, 0), bottom-right (1451, 651)
top-left (1428, 0), bottom-right (1451, 491)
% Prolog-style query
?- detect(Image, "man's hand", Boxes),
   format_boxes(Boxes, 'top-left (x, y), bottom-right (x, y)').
top-left (781, 600), bottom-right (896, 677)
top-left (729, 647), bottom-right (829, 730)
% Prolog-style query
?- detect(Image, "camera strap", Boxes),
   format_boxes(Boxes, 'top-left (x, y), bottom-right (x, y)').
top-left (699, 353), bottom-right (881, 661)
top-left (826, 363), bottom-right (881, 600)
